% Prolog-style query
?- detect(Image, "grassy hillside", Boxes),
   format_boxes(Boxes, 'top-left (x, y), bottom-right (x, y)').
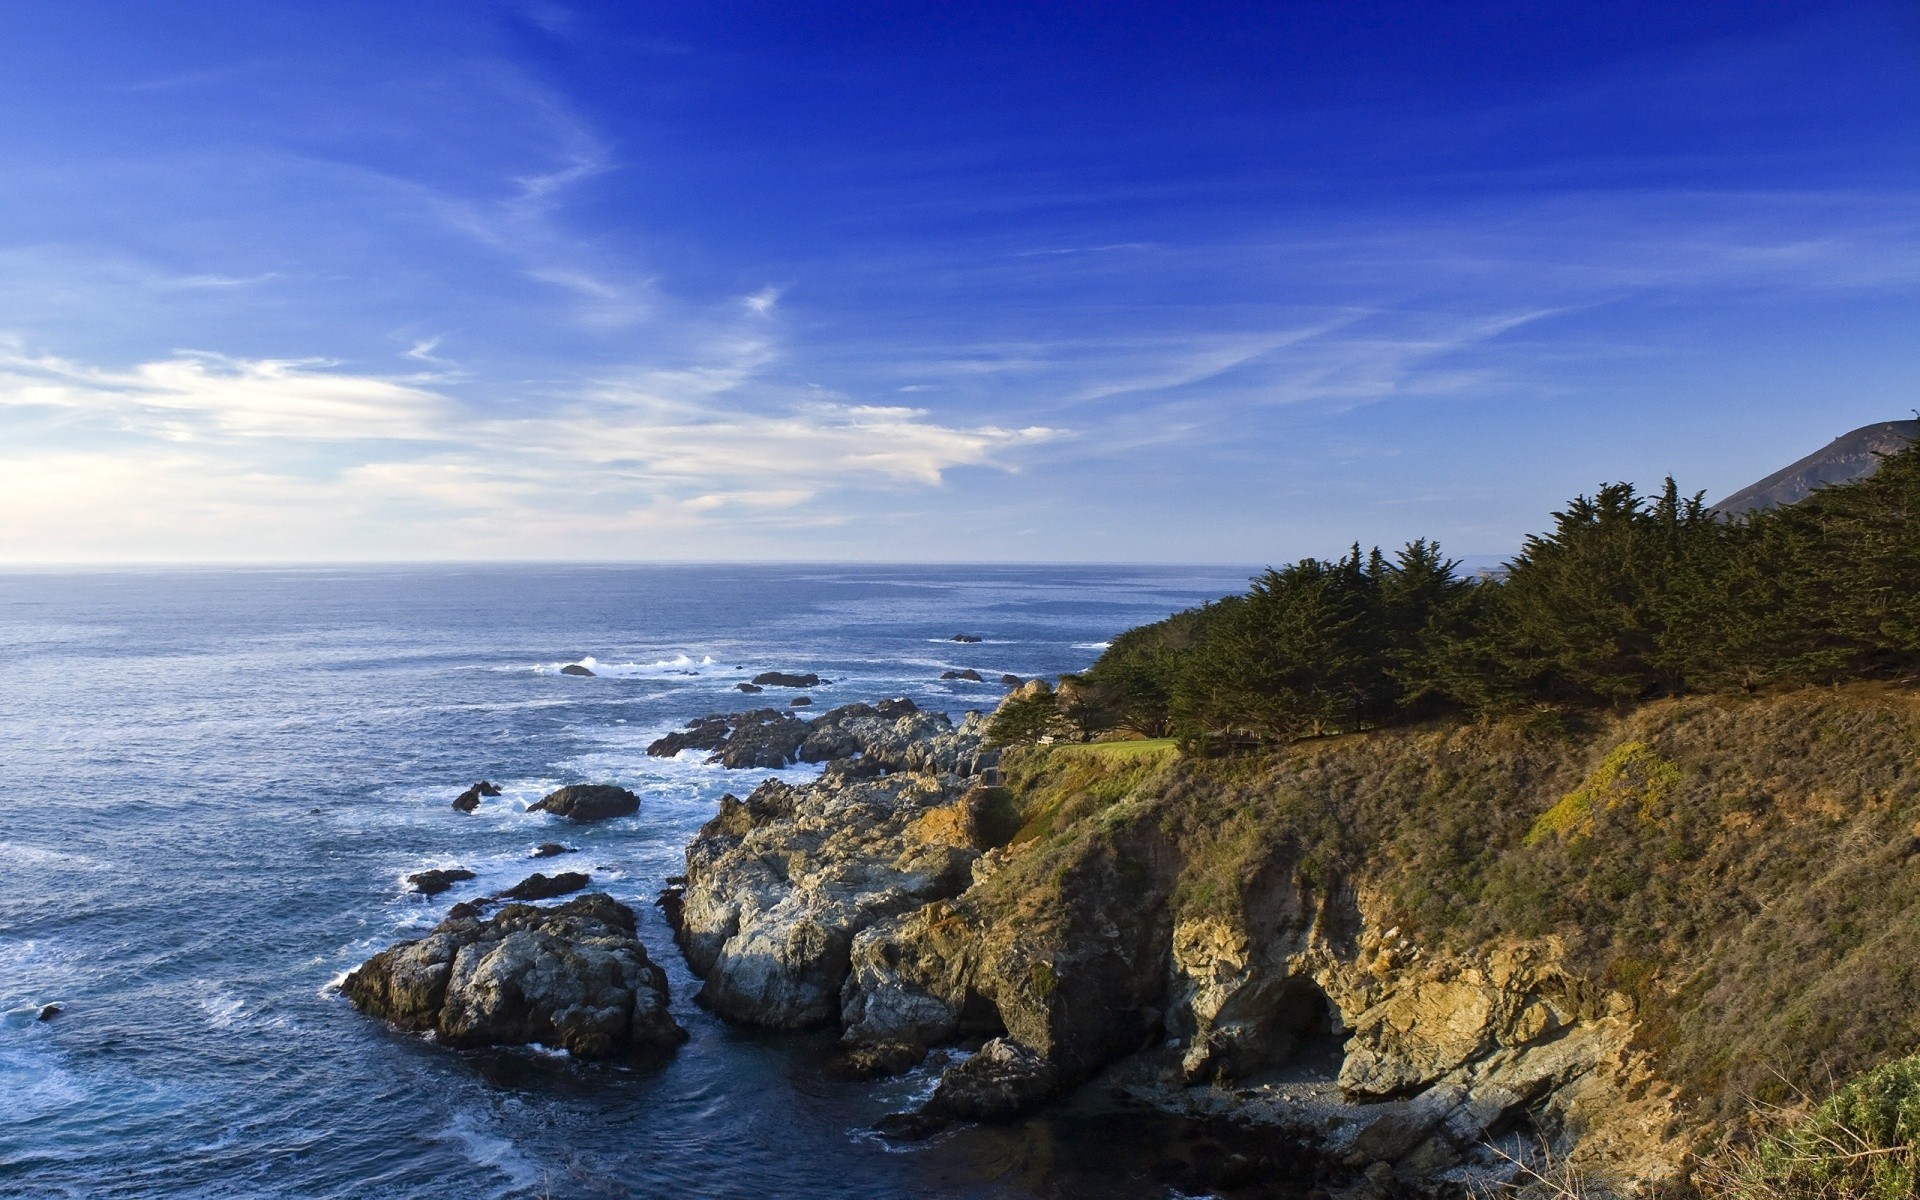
top-left (993, 682), bottom-right (1920, 1125)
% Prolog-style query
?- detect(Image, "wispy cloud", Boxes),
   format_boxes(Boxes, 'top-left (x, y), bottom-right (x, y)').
top-left (0, 335), bottom-right (1065, 559)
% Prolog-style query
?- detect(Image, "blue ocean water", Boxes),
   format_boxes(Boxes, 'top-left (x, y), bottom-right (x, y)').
top-left (0, 564), bottom-right (1256, 1200)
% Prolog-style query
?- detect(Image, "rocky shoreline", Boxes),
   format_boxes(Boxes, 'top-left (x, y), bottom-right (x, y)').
top-left (341, 687), bottom-right (1682, 1194)
top-left (656, 692), bottom-right (1685, 1193)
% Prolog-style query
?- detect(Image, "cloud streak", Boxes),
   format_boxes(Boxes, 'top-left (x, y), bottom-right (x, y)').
top-left (0, 340), bottom-right (1064, 560)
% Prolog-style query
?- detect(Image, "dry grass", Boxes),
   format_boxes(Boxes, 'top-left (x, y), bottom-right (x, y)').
top-left (992, 682), bottom-right (1920, 1125)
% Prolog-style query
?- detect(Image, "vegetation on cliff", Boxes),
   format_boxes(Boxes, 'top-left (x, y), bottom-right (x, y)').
top-left (1040, 440), bottom-right (1920, 746)
top-left (978, 682), bottom-right (1920, 1175)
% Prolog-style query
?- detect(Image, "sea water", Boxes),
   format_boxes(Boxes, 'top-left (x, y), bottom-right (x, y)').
top-left (0, 564), bottom-right (1270, 1200)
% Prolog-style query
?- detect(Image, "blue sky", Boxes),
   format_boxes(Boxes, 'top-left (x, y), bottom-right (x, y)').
top-left (0, 1), bottom-right (1914, 563)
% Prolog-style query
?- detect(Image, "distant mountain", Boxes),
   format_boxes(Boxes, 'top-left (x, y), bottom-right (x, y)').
top-left (1713, 419), bottom-right (1919, 516)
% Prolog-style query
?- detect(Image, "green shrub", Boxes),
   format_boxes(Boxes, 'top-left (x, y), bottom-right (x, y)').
top-left (1711, 1053), bottom-right (1920, 1199)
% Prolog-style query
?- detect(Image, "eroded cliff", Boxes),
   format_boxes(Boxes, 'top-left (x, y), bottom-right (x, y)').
top-left (674, 683), bottom-right (1920, 1191)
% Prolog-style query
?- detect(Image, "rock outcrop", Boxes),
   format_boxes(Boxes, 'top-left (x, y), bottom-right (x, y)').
top-left (343, 893), bottom-right (684, 1060)
top-left (499, 871), bottom-right (589, 900)
top-left (646, 701), bottom-right (996, 775)
top-left (560, 664), bottom-right (595, 677)
top-left (452, 781), bottom-right (502, 813)
top-left (673, 719), bottom-right (999, 1029)
top-left (407, 867), bottom-right (476, 896)
top-left (752, 671), bottom-right (821, 688)
top-left (528, 784), bottom-right (640, 822)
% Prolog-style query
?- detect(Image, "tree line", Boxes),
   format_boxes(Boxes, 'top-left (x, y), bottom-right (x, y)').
top-left (1003, 440), bottom-right (1920, 746)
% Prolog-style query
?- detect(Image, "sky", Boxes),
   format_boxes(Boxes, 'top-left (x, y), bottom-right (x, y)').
top-left (0, 1), bottom-right (1915, 564)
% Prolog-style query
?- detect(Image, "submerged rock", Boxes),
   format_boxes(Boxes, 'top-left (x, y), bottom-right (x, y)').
top-left (531, 843), bottom-right (575, 859)
top-left (528, 784), bottom-right (640, 822)
top-left (735, 682), bottom-right (764, 693)
top-left (342, 893), bottom-right (684, 1060)
top-left (951, 634), bottom-right (982, 643)
top-left (37, 1003), bottom-right (62, 1022)
top-left (407, 868), bottom-right (476, 896)
top-left (559, 664), bottom-right (595, 677)
top-left (499, 871), bottom-right (589, 901)
top-left (452, 781), bottom-right (502, 813)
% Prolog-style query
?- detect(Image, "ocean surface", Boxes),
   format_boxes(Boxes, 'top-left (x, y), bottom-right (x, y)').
top-left (0, 564), bottom-right (1270, 1200)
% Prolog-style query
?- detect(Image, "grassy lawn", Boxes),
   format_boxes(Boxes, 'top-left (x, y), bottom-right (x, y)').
top-left (1051, 737), bottom-right (1178, 760)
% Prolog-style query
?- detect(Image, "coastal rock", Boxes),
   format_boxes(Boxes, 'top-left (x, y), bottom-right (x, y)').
top-left (927, 1037), bottom-right (1058, 1121)
top-left (676, 767), bottom-right (987, 1029)
top-left (735, 683), bottom-right (763, 693)
top-left (824, 1038), bottom-right (926, 1080)
top-left (531, 843), bottom-right (575, 859)
top-left (37, 1003), bottom-right (61, 1022)
top-left (1000, 674), bottom-right (1023, 687)
top-left (790, 696), bottom-right (812, 707)
top-left (752, 671), bottom-right (821, 688)
top-left (878, 1038), bottom-right (1058, 1138)
top-left (941, 669), bottom-right (984, 682)
top-left (499, 871), bottom-right (589, 901)
top-left (559, 664), bottom-right (595, 677)
top-left (713, 709), bottom-right (811, 768)
top-left (951, 634), bottom-right (982, 643)
top-left (407, 867), bottom-right (477, 896)
top-left (452, 781), bottom-right (502, 813)
top-left (528, 784), bottom-right (640, 822)
top-left (647, 714), bottom-right (734, 758)
top-left (342, 893), bottom-right (684, 1060)
top-left (645, 702), bottom-right (989, 774)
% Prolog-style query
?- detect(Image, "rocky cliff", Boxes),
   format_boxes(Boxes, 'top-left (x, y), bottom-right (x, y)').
top-left (673, 683), bottom-right (1920, 1191)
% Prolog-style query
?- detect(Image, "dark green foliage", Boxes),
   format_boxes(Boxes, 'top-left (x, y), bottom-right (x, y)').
top-left (1073, 441), bottom-right (1920, 743)
top-left (984, 687), bottom-right (1064, 746)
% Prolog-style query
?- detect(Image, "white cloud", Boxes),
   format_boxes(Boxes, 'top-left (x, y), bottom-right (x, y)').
top-left (0, 348), bottom-right (453, 441)
top-left (743, 285), bottom-right (782, 316)
top-left (0, 343), bottom-right (1064, 561)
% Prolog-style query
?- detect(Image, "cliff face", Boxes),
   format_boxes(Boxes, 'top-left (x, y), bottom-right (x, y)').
top-left (841, 780), bottom-right (1686, 1186)
top-left (679, 684), bottom-right (1920, 1190)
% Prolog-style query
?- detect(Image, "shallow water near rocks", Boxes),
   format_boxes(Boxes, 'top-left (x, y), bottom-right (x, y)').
top-left (0, 563), bottom-right (1332, 1200)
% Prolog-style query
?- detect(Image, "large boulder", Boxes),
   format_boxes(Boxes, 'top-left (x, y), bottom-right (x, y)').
top-left (676, 773), bottom-right (984, 1029)
top-left (876, 1038), bottom-right (1059, 1139)
top-left (559, 664), bottom-right (595, 677)
top-left (342, 893), bottom-right (684, 1060)
top-left (528, 784), bottom-right (640, 822)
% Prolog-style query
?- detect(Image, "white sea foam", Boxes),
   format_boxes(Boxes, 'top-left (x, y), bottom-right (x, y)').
top-left (0, 841), bottom-right (106, 872)
top-left (536, 653), bottom-right (727, 679)
top-left (437, 1112), bottom-right (545, 1196)
top-left (1072, 641), bottom-right (1111, 650)
top-left (0, 1045), bottom-right (86, 1125)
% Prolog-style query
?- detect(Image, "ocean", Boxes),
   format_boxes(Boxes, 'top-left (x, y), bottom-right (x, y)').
top-left (0, 564), bottom-right (1261, 1200)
